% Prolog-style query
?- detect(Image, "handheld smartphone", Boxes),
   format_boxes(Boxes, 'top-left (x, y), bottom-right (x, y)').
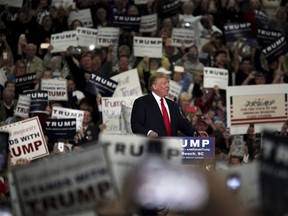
top-left (57, 142), bottom-right (64, 152)
top-left (0, 132), bottom-right (10, 174)
top-left (2, 51), bottom-right (8, 60)
top-left (40, 43), bottom-right (50, 49)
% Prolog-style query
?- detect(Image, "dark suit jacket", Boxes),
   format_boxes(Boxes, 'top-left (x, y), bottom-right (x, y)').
top-left (131, 94), bottom-right (198, 137)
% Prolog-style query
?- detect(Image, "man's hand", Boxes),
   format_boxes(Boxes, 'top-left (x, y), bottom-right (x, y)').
top-left (148, 130), bottom-right (158, 138)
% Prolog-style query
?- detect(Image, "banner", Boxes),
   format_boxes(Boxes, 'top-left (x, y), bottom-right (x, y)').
top-left (45, 118), bottom-right (77, 141)
top-left (133, 36), bottom-right (162, 58)
top-left (223, 22), bottom-right (254, 43)
top-left (26, 90), bottom-right (49, 114)
top-left (262, 36), bottom-right (288, 62)
top-left (101, 96), bottom-right (137, 134)
top-left (171, 28), bottom-right (195, 47)
top-left (226, 84), bottom-right (288, 135)
top-left (203, 67), bottom-right (229, 89)
top-left (0, 117), bottom-right (49, 165)
top-left (41, 79), bottom-right (68, 101)
top-left (9, 145), bottom-right (116, 216)
top-left (167, 80), bottom-right (181, 102)
top-left (14, 94), bottom-right (30, 118)
top-left (110, 69), bottom-right (142, 97)
top-left (255, 9), bottom-right (268, 28)
top-left (76, 27), bottom-right (97, 48)
top-left (15, 73), bottom-right (36, 95)
top-left (112, 15), bottom-right (141, 31)
top-left (85, 73), bottom-right (118, 97)
top-left (51, 107), bottom-right (84, 131)
top-left (96, 27), bottom-right (119, 47)
top-left (139, 14), bottom-right (157, 33)
top-left (68, 9), bottom-right (93, 27)
top-left (50, 30), bottom-right (77, 53)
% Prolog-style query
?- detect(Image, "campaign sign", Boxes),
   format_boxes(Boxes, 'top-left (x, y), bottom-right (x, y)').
top-left (9, 145), bottom-right (116, 216)
top-left (99, 134), bottom-right (183, 194)
top-left (161, 0), bottom-right (181, 18)
top-left (68, 9), bottom-right (93, 27)
top-left (76, 27), bottom-right (97, 48)
top-left (51, 107), bottom-right (84, 131)
top-left (26, 90), bottom-right (49, 114)
top-left (14, 94), bottom-right (30, 118)
top-left (203, 67), bottom-right (229, 90)
top-left (15, 73), bottom-right (36, 95)
top-left (85, 73), bottom-right (118, 97)
top-left (112, 15), bottom-right (141, 31)
top-left (182, 137), bottom-right (215, 161)
top-left (262, 36), bottom-right (288, 62)
top-left (45, 118), bottom-right (77, 141)
top-left (257, 28), bottom-right (283, 48)
top-left (96, 27), bottom-right (119, 47)
top-left (0, 117), bottom-right (49, 165)
top-left (223, 22), bottom-right (253, 43)
top-left (260, 131), bottom-right (288, 215)
top-left (50, 30), bottom-right (77, 53)
top-left (139, 14), bottom-right (157, 33)
top-left (41, 79), bottom-right (68, 101)
top-left (133, 36), bottom-right (162, 58)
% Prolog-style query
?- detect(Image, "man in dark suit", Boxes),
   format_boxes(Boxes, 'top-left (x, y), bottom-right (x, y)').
top-left (131, 72), bottom-right (199, 138)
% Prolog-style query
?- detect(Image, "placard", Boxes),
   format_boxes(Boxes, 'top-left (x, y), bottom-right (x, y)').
top-left (41, 79), bottom-right (68, 101)
top-left (101, 96), bottom-right (137, 134)
top-left (9, 145), bottom-right (116, 216)
top-left (167, 80), bottom-right (181, 102)
top-left (171, 28), bottom-right (195, 47)
top-left (133, 36), bottom-right (162, 58)
top-left (262, 36), bottom-right (288, 62)
top-left (257, 28), bottom-right (283, 47)
top-left (112, 15), bottom-right (141, 31)
top-left (0, 117), bottom-right (49, 165)
top-left (139, 14), bottom-right (157, 33)
top-left (15, 73), bottom-right (36, 95)
top-left (68, 9), bottom-right (93, 27)
top-left (51, 107), bottom-right (84, 131)
top-left (85, 73), bottom-right (118, 97)
top-left (14, 94), bottom-right (30, 118)
top-left (226, 84), bottom-right (288, 135)
top-left (45, 118), bottom-right (77, 141)
top-left (111, 69), bottom-right (142, 97)
top-left (26, 90), bottom-right (49, 114)
top-left (223, 22), bottom-right (254, 43)
top-left (51, 0), bottom-right (74, 8)
top-left (76, 27), bottom-right (97, 48)
top-left (50, 30), bottom-right (77, 53)
top-left (203, 67), bottom-right (229, 89)
top-left (96, 27), bottom-right (119, 47)
top-left (0, 0), bottom-right (23, 7)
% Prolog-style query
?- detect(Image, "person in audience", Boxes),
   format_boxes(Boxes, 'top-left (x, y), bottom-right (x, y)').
top-left (0, 88), bottom-right (17, 124)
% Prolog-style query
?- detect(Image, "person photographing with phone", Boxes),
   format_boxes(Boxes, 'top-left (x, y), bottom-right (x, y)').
top-left (131, 72), bottom-right (199, 138)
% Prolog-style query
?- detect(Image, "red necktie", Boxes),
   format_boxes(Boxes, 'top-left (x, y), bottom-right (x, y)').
top-left (160, 98), bottom-right (171, 136)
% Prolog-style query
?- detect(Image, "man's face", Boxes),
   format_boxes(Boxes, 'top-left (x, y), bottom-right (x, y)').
top-left (152, 77), bottom-right (170, 98)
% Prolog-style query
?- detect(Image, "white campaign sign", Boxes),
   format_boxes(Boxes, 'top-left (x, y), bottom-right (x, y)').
top-left (99, 134), bottom-right (183, 193)
top-left (14, 94), bottom-right (31, 118)
top-left (139, 14), bottom-right (157, 33)
top-left (41, 79), bottom-right (68, 101)
top-left (171, 28), bottom-right (195, 48)
top-left (51, 107), bottom-right (84, 131)
top-left (101, 96), bottom-right (138, 134)
top-left (96, 27), bottom-right (119, 47)
top-left (10, 145), bottom-right (116, 216)
top-left (0, 117), bottom-right (49, 164)
top-left (203, 67), bottom-right (229, 89)
top-left (111, 69), bottom-right (143, 97)
top-left (133, 36), bottom-right (162, 58)
top-left (76, 27), bottom-right (98, 48)
top-left (50, 30), bottom-right (77, 53)
top-left (68, 9), bottom-right (93, 27)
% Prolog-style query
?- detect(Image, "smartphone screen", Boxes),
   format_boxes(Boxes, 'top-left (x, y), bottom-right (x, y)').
top-left (0, 132), bottom-right (9, 173)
